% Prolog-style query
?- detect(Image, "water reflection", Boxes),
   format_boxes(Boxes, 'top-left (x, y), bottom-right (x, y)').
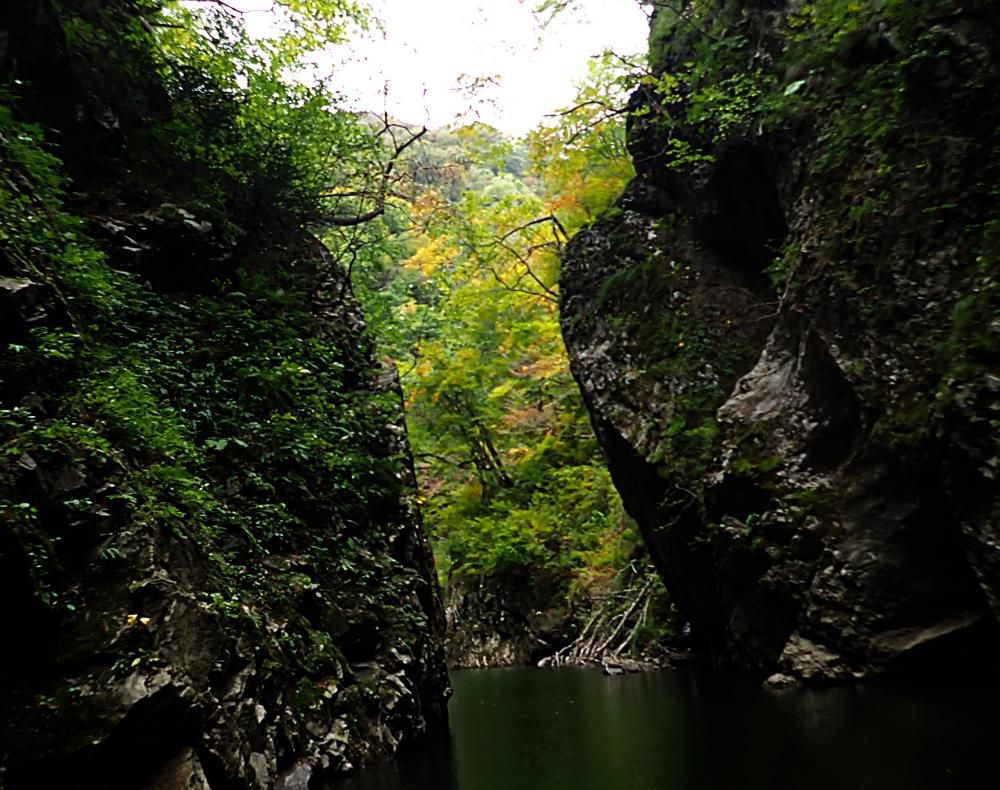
top-left (335, 668), bottom-right (1000, 790)
top-left (337, 729), bottom-right (457, 790)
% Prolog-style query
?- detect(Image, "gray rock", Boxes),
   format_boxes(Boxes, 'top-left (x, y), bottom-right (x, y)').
top-left (560, 1), bottom-right (1000, 683)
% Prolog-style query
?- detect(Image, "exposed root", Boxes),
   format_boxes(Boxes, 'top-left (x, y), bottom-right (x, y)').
top-left (540, 565), bottom-right (667, 671)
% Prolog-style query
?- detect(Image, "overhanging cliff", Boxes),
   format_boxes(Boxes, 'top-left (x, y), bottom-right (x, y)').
top-left (561, 0), bottom-right (1000, 682)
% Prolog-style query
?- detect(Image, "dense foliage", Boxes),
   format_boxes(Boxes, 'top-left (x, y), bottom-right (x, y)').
top-left (350, 58), bottom-right (675, 658)
top-left (1, 2), bottom-right (448, 764)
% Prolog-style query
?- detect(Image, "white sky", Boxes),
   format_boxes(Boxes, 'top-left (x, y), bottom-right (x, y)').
top-left (240, 0), bottom-right (649, 136)
top-left (336, 0), bottom-right (649, 135)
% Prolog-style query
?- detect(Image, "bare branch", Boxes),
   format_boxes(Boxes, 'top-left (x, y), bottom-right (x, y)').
top-left (184, 0), bottom-right (247, 15)
top-left (414, 453), bottom-right (473, 469)
top-left (645, 1), bottom-right (722, 44)
top-left (325, 124), bottom-right (428, 227)
top-left (547, 99), bottom-right (622, 118)
top-left (492, 239), bottom-right (559, 302)
top-left (499, 215), bottom-right (570, 244)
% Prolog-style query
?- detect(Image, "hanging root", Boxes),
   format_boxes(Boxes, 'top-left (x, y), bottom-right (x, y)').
top-left (541, 564), bottom-right (665, 671)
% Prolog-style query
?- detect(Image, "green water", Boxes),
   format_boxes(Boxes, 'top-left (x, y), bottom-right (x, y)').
top-left (336, 667), bottom-right (999, 790)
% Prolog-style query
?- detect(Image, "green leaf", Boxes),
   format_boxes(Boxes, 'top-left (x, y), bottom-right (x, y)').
top-left (784, 79), bottom-right (807, 96)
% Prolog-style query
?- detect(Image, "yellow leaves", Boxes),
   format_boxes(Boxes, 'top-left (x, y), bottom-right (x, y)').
top-left (488, 381), bottom-right (515, 400)
top-left (534, 354), bottom-right (565, 379)
top-left (454, 347), bottom-right (478, 367)
top-left (512, 352), bottom-right (567, 380)
top-left (126, 613), bottom-right (151, 626)
top-left (412, 190), bottom-right (448, 217)
top-left (404, 236), bottom-right (459, 277)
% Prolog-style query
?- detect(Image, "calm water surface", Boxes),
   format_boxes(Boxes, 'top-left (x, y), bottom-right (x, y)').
top-left (337, 668), bottom-right (999, 790)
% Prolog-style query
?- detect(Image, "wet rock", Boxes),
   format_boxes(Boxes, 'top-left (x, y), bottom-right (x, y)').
top-left (145, 748), bottom-right (211, 790)
top-left (764, 673), bottom-right (799, 690)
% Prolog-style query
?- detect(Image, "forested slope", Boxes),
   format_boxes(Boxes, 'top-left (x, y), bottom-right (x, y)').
top-left (354, 94), bottom-right (682, 670)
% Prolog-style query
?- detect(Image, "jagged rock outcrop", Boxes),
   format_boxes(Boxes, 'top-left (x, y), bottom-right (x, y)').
top-left (561, 0), bottom-right (1000, 682)
top-left (0, 1), bottom-right (448, 786)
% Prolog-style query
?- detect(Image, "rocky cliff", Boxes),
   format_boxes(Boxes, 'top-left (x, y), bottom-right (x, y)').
top-left (444, 572), bottom-right (577, 669)
top-left (561, 0), bottom-right (1000, 682)
top-left (0, 1), bottom-right (448, 787)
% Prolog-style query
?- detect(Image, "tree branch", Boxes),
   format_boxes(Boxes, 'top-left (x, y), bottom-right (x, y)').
top-left (546, 99), bottom-right (621, 118)
top-left (325, 124), bottom-right (428, 227)
top-left (184, 0), bottom-right (247, 15)
top-left (492, 239), bottom-right (559, 302)
top-left (499, 214), bottom-right (570, 244)
top-left (414, 453), bottom-right (473, 469)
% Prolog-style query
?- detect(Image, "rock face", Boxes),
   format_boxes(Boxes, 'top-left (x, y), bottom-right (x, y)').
top-left (444, 574), bottom-right (574, 668)
top-left (561, 0), bottom-right (1000, 681)
top-left (0, 0), bottom-right (447, 786)
top-left (2, 270), bottom-right (449, 788)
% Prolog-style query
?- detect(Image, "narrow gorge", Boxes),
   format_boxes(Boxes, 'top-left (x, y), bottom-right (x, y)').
top-left (2, 0), bottom-right (998, 788)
